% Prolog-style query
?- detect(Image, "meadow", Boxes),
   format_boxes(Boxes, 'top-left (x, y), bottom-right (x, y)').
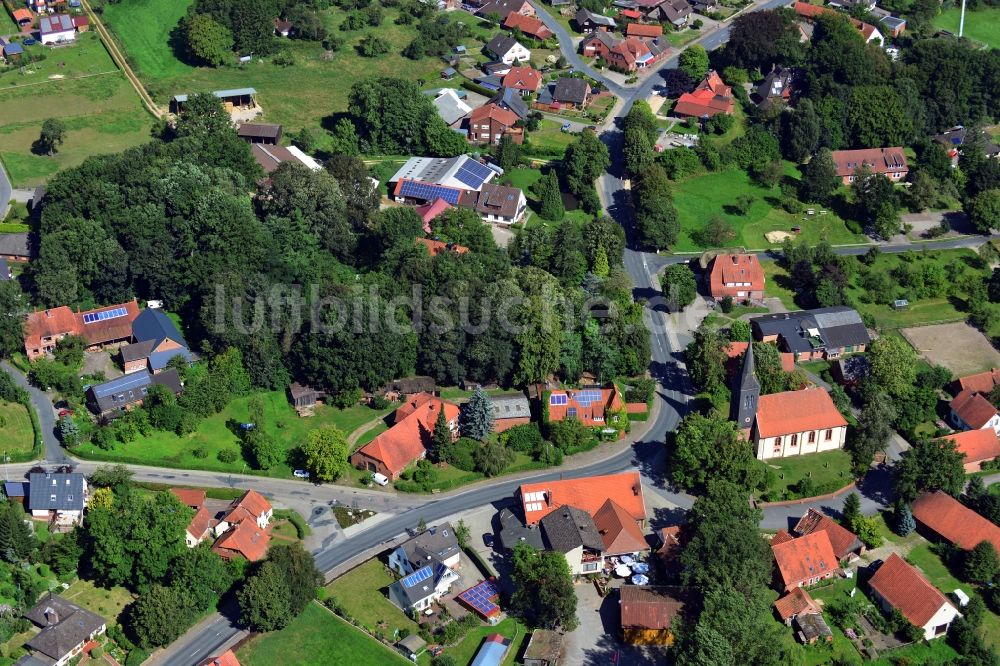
top-left (933, 7), bottom-right (1000, 49)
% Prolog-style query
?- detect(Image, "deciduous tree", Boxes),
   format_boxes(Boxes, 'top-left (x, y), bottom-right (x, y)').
top-left (510, 543), bottom-right (578, 630)
top-left (301, 425), bottom-right (350, 482)
top-left (894, 438), bottom-right (966, 503)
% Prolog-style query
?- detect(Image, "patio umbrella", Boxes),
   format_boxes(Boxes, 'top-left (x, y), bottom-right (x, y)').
top-left (614, 565), bottom-right (632, 577)
top-left (630, 562), bottom-right (649, 574)
top-left (620, 554), bottom-right (634, 564)
top-left (631, 574), bottom-right (649, 585)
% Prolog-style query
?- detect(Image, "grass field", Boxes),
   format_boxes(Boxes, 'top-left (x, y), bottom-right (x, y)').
top-left (671, 167), bottom-right (867, 252)
top-left (523, 119), bottom-right (576, 159)
top-left (0, 33), bottom-right (154, 187)
top-left (933, 7), bottom-right (1000, 49)
top-left (102, 0), bottom-right (196, 81)
top-left (0, 400), bottom-right (34, 457)
top-left (72, 390), bottom-right (397, 480)
top-left (62, 578), bottom-right (135, 625)
top-left (325, 559), bottom-right (420, 640)
top-left (761, 449), bottom-right (853, 501)
top-left (237, 602), bottom-right (411, 666)
top-left (761, 261), bottom-right (798, 309)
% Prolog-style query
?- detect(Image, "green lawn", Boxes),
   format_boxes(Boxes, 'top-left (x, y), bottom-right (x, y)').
top-left (0, 33), bottom-right (153, 187)
top-left (354, 422), bottom-right (389, 449)
top-left (667, 30), bottom-right (699, 47)
top-left (237, 602), bottom-right (411, 666)
top-left (102, 0), bottom-right (197, 81)
top-left (62, 578), bottom-right (135, 625)
top-left (932, 7), bottom-right (1000, 49)
top-left (761, 449), bottom-right (853, 502)
top-left (670, 167), bottom-right (867, 252)
top-left (325, 558), bottom-right (420, 641)
top-left (761, 261), bottom-right (798, 309)
top-left (0, 400), bottom-right (34, 457)
top-left (523, 119), bottom-right (576, 159)
top-left (72, 390), bottom-right (397, 480)
top-left (444, 617), bottom-right (526, 666)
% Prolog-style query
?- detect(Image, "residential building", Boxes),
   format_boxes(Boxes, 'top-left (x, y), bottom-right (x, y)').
top-left (771, 530), bottom-right (840, 591)
top-left (467, 103), bottom-right (522, 145)
top-left (911, 490), bottom-right (1000, 555)
top-left (540, 505), bottom-right (606, 574)
top-left (121, 306), bottom-right (192, 374)
top-left (831, 355), bottom-right (870, 389)
top-left (490, 393), bottom-right (532, 432)
top-left (388, 560), bottom-right (460, 612)
top-left (215, 490), bottom-right (273, 533)
top-left (793, 508), bottom-right (865, 561)
top-left (626, 23), bottom-right (663, 37)
top-left (236, 123), bottom-right (282, 145)
top-left (752, 65), bottom-right (797, 109)
top-left (478, 0), bottom-right (535, 20)
top-left (940, 429), bottom-right (1000, 472)
top-left (580, 32), bottom-right (668, 73)
top-left (498, 506), bottom-right (546, 551)
top-left (523, 630), bottom-right (562, 666)
top-left (750, 306), bottom-right (871, 360)
top-left (473, 182), bottom-right (527, 225)
top-left (388, 523), bottom-right (462, 576)
top-left (867, 553), bottom-right (961, 640)
top-left (431, 88), bottom-right (473, 127)
top-left (22, 594), bottom-right (106, 666)
top-left (415, 198), bottom-right (452, 231)
top-left (12, 9), bottom-right (32, 30)
top-left (633, 0), bottom-right (692, 25)
top-left (753, 388), bottom-right (848, 460)
top-left (953, 367), bottom-right (1000, 394)
top-left (198, 650), bottom-right (242, 666)
top-left (792, 2), bottom-right (882, 44)
top-left (673, 70), bottom-right (734, 118)
top-left (0, 232), bottom-right (34, 262)
top-left (24, 299), bottom-right (140, 360)
top-left (619, 586), bottom-right (685, 645)
top-left (574, 8), bottom-right (617, 31)
top-left (830, 147), bottom-right (908, 184)
top-left (250, 143), bottom-right (323, 175)
top-left (503, 12), bottom-right (552, 40)
top-left (391, 155), bottom-right (499, 193)
top-left (501, 66), bottom-right (542, 95)
top-left (350, 393), bottom-right (459, 480)
top-left (950, 389), bottom-right (1000, 435)
top-left (415, 238), bottom-right (470, 256)
top-left (774, 586), bottom-right (822, 625)
top-left (28, 472), bottom-right (88, 530)
top-left (517, 471), bottom-right (645, 525)
top-left (484, 33), bottom-right (531, 65)
top-left (593, 499), bottom-right (650, 557)
top-left (211, 490), bottom-right (273, 562)
top-left (85, 368), bottom-right (183, 417)
top-left (708, 252), bottom-right (765, 301)
top-left (39, 14), bottom-right (74, 44)
top-left (551, 77), bottom-right (591, 107)
top-left (879, 14), bottom-right (906, 38)
top-left (171, 488), bottom-right (215, 547)
top-left (545, 386), bottom-right (624, 427)
top-left (932, 127), bottom-right (1000, 166)
top-left (492, 87), bottom-right (530, 119)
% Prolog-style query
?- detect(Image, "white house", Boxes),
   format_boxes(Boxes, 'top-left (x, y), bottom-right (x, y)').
top-left (485, 33), bottom-right (531, 66)
top-left (212, 489), bottom-right (273, 536)
top-left (28, 473), bottom-right (88, 530)
top-left (388, 563), bottom-right (460, 612)
top-left (473, 183), bottom-right (527, 226)
top-left (388, 523), bottom-right (462, 575)
top-left (23, 594), bottom-right (106, 666)
top-left (868, 554), bottom-right (961, 641)
top-left (950, 389), bottom-right (1000, 435)
top-left (39, 14), bottom-right (76, 45)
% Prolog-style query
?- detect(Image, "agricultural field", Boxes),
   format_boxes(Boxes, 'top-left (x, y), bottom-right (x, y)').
top-left (933, 7), bottom-right (1000, 49)
top-left (0, 400), bottom-right (35, 457)
top-left (0, 33), bottom-right (153, 187)
top-left (901, 322), bottom-right (1000, 377)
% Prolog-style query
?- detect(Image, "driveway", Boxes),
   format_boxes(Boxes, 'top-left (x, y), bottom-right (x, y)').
top-left (564, 581), bottom-right (668, 666)
top-left (1, 360), bottom-right (67, 464)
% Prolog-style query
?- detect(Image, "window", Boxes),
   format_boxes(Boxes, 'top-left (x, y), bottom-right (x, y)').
top-left (825, 429), bottom-right (833, 441)
top-left (808, 431), bottom-right (816, 443)
top-left (582, 562), bottom-right (599, 572)
top-left (790, 434), bottom-right (798, 447)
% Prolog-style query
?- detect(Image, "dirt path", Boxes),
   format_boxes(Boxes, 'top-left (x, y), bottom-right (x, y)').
top-left (346, 415), bottom-right (388, 447)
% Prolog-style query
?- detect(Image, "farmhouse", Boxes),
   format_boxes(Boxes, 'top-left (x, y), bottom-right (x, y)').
top-left (120, 306), bottom-right (192, 374)
top-left (28, 472), bottom-right (88, 530)
top-left (673, 70), bottom-right (734, 118)
top-left (911, 490), bottom-right (1000, 555)
top-left (953, 367), bottom-right (1000, 394)
top-left (940, 429), bottom-right (1000, 471)
top-left (750, 306), bottom-right (871, 360)
top-left (793, 509), bottom-right (865, 561)
top-left (24, 300), bottom-right (140, 360)
top-left (774, 586), bottom-right (822, 625)
top-left (22, 594), bottom-right (106, 666)
top-left (430, 89), bottom-right (472, 127)
top-left (771, 529), bottom-right (840, 591)
top-left (950, 388), bottom-right (1000, 435)
top-left (619, 586), bottom-right (685, 645)
top-left (503, 12), bottom-right (552, 40)
top-left (708, 252), bottom-right (764, 301)
top-left (830, 147), bottom-right (908, 184)
top-left (867, 554), bottom-right (961, 640)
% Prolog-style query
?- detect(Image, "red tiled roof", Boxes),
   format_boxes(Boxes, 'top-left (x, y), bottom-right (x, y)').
top-left (725, 342), bottom-right (795, 373)
top-left (503, 12), bottom-right (552, 39)
top-left (223, 490), bottom-right (272, 525)
top-left (72, 15), bottom-right (88, 27)
top-left (709, 253), bottom-right (765, 299)
top-left (212, 519), bottom-right (270, 562)
top-left (868, 553), bottom-right (953, 627)
top-left (941, 429), bottom-right (1000, 465)
top-left (674, 70), bottom-right (734, 118)
top-left (415, 238), bottom-right (470, 256)
top-left (830, 148), bottom-right (908, 178)
top-left (501, 66), bottom-right (542, 91)
top-left (793, 1), bottom-right (829, 19)
top-left (24, 300), bottom-right (140, 352)
top-left (469, 102), bottom-right (520, 128)
top-left (772, 529), bottom-right (795, 546)
top-left (755, 388), bottom-right (847, 439)
top-left (199, 650), bottom-right (241, 666)
top-left (354, 394), bottom-right (460, 478)
top-left (415, 198), bottom-right (452, 232)
top-left (774, 587), bottom-right (820, 622)
top-left (956, 368), bottom-right (1000, 394)
top-left (546, 386), bottom-right (623, 427)
top-left (657, 525), bottom-right (680, 560)
top-left (911, 490), bottom-right (1000, 554)
top-left (519, 471), bottom-right (645, 525)
top-left (793, 509), bottom-right (863, 560)
top-left (626, 22), bottom-right (663, 37)
top-left (188, 506), bottom-right (215, 541)
top-left (593, 499), bottom-right (650, 555)
top-left (12, 8), bottom-right (32, 22)
top-left (771, 531), bottom-right (838, 589)
top-left (620, 8), bottom-right (641, 18)
top-left (619, 586), bottom-right (684, 631)
top-left (170, 488), bottom-right (206, 510)
top-left (951, 389), bottom-right (998, 430)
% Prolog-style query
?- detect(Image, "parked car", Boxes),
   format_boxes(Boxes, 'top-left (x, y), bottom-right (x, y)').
top-left (293, 469), bottom-right (310, 479)
top-left (372, 472), bottom-right (390, 486)
top-left (561, 123), bottom-right (572, 132)
top-left (483, 533), bottom-right (494, 548)
top-left (58, 409), bottom-right (73, 417)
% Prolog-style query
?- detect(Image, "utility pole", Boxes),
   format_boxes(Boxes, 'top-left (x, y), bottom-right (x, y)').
top-left (959, 0), bottom-right (966, 38)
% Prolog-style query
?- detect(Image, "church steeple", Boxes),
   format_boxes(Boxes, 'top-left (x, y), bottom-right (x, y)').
top-left (731, 342), bottom-right (760, 429)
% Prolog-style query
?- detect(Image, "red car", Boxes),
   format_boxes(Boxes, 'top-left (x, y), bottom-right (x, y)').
top-left (58, 409), bottom-right (73, 417)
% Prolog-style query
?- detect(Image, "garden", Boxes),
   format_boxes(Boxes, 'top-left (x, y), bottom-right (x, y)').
top-left (0, 400), bottom-right (35, 460)
top-left (759, 449), bottom-right (854, 502)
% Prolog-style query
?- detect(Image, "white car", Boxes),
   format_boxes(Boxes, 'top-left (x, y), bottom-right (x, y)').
top-left (371, 472), bottom-right (390, 486)
top-left (293, 469), bottom-right (310, 479)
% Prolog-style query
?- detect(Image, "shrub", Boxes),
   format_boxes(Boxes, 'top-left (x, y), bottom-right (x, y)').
top-left (720, 296), bottom-right (734, 313)
top-left (192, 446), bottom-right (208, 459)
top-left (500, 423), bottom-right (543, 452)
top-left (369, 394), bottom-right (390, 410)
top-left (217, 448), bottom-right (238, 463)
top-left (91, 646), bottom-right (104, 659)
top-left (443, 438), bottom-right (478, 471)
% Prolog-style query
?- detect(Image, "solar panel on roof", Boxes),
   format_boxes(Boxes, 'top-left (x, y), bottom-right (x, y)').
top-left (83, 306), bottom-right (129, 324)
top-left (550, 394), bottom-right (567, 405)
top-left (454, 160), bottom-right (493, 189)
top-left (402, 566), bottom-right (434, 588)
top-left (400, 181), bottom-right (461, 205)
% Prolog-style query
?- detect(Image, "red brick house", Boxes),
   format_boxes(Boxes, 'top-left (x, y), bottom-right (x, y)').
top-left (350, 393), bottom-right (459, 481)
top-left (830, 147), bottom-right (908, 185)
top-left (467, 103), bottom-right (523, 145)
top-left (940, 429), bottom-right (1000, 472)
top-left (771, 530), bottom-right (839, 592)
top-left (544, 386), bottom-right (624, 427)
top-left (24, 300), bottom-right (140, 360)
top-left (793, 509), bottom-right (865, 561)
top-left (503, 12), bottom-right (553, 40)
top-left (517, 471), bottom-right (645, 525)
top-left (708, 253), bottom-right (764, 301)
top-left (673, 70), bottom-right (734, 118)
top-left (580, 32), bottom-right (668, 73)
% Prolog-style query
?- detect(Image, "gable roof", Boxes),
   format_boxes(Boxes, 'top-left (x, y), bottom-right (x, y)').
top-left (25, 594), bottom-right (105, 661)
top-left (485, 33), bottom-right (523, 58)
top-left (626, 22), bottom-right (663, 37)
top-left (501, 66), bottom-right (542, 91)
top-left (725, 341), bottom-right (795, 373)
top-left (479, 0), bottom-right (528, 19)
top-left (956, 368), bottom-right (1000, 394)
top-left (212, 518), bottom-right (270, 562)
top-left (223, 489), bottom-right (272, 525)
top-left (553, 77), bottom-right (590, 105)
top-left (28, 473), bottom-right (85, 512)
top-left (415, 198), bottom-right (452, 230)
top-left (237, 123), bottom-right (282, 140)
top-left (187, 506), bottom-right (215, 541)
top-left (493, 87), bottom-right (530, 119)
top-left (674, 70), bottom-right (734, 117)
top-left (416, 238), bottom-right (470, 256)
top-left (25, 300), bottom-right (140, 352)
top-left (469, 102), bottom-right (520, 128)
top-left (400, 523), bottom-right (461, 567)
top-left (355, 395), bottom-right (460, 477)
top-left (491, 393), bottom-right (531, 420)
top-left (169, 488), bottom-right (206, 510)
top-left (710, 253), bottom-right (764, 296)
top-left (198, 650), bottom-right (242, 666)
top-left (3, 42), bottom-right (24, 56)
top-left (575, 8), bottom-right (617, 26)
top-left (868, 553), bottom-right (955, 627)
top-left (546, 386), bottom-right (623, 426)
top-left (755, 388), bottom-right (847, 439)
top-left (793, 509), bottom-right (864, 560)
top-left (911, 490), bottom-right (1000, 554)
top-left (503, 12), bottom-right (551, 38)
top-left (774, 586), bottom-right (820, 621)
top-left (951, 389), bottom-right (998, 430)
top-left (593, 499), bottom-right (650, 555)
top-left (771, 530), bottom-right (838, 588)
top-left (39, 13), bottom-right (73, 34)
top-left (751, 306), bottom-right (871, 353)
top-left (830, 148), bottom-right (908, 178)
top-left (941, 429), bottom-right (1000, 465)
top-left (619, 586), bottom-right (684, 630)
top-left (540, 505), bottom-right (605, 552)
top-left (0, 232), bottom-right (33, 258)
top-left (432, 89), bottom-right (473, 126)
top-left (519, 471), bottom-right (645, 524)
top-left (87, 368), bottom-right (182, 414)
top-left (132, 307), bottom-right (187, 349)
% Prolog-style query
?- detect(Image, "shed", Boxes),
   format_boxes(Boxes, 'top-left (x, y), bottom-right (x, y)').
top-left (952, 589), bottom-right (970, 607)
top-left (0, 259), bottom-right (10, 280)
top-left (470, 634), bottom-right (510, 666)
top-left (288, 382), bottom-right (318, 409)
top-left (892, 299), bottom-right (909, 310)
top-left (396, 633), bottom-right (427, 660)
top-left (442, 67), bottom-right (457, 80)
top-left (3, 481), bottom-right (26, 505)
top-left (3, 42), bottom-right (24, 57)
top-left (523, 629), bottom-right (562, 666)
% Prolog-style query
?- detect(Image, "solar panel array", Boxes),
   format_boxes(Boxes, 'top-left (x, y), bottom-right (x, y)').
top-left (82, 307), bottom-right (128, 324)
top-left (573, 389), bottom-right (603, 407)
top-left (454, 160), bottom-right (493, 190)
top-left (550, 394), bottom-right (568, 406)
top-left (399, 180), bottom-right (461, 205)
top-left (401, 565), bottom-right (434, 589)
top-left (458, 579), bottom-right (500, 618)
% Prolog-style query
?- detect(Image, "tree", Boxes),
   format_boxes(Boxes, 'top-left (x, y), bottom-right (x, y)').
top-left (184, 14), bottom-right (234, 66)
top-left (866, 334), bottom-right (917, 399)
top-left (846, 85), bottom-right (912, 148)
top-left (238, 561), bottom-right (293, 631)
top-left (852, 167), bottom-right (900, 239)
top-left (509, 543), bottom-right (578, 630)
top-left (38, 118), bottom-right (66, 155)
top-left (430, 406), bottom-right (452, 462)
top-left (0, 502), bottom-right (33, 561)
top-left (624, 124), bottom-right (654, 176)
top-left (895, 503), bottom-right (916, 536)
top-left (57, 415), bottom-right (80, 446)
top-left (494, 134), bottom-right (522, 171)
top-left (783, 99), bottom-right (820, 162)
top-left (474, 440), bottom-right (514, 477)
top-left (563, 131), bottom-right (609, 196)
top-left (267, 543), bottom-right (322, 617)
top-left (678, 44), bottom-right (709, 81)
top-left (694, 216), bottom-right (735, 247)
top-left (724, 9), bottom-right (802, 71)
top-left (686, 327), bottom-right (728, 395)
top-left (89, 487), bottom-right (114, 511)
top-left (454, 519), bottom-right (471, 549)
top-left (358, 34), bottom-right (391, 57)
top-left (894, 438), bottom-right (966, 503)
top-left (968, 189), bottom-right (1000, 234)
top-left (634, 165), bottom-right (679, 250)
top-left (537, 170), bottom-right (565, 221)
top-left (674, 587), bottom-right (784, 666)
top-left (459, 388), bottom-right (494, 440)
top-left (848, 392), bottom-right (896, 476)
top-left (849, 515), bottom-right (883, 548)
top-left (662, 264), bottom-right (697, 311)
top-left (130, 584), bottom-right (196, 648)
top-left (670, 412), bottom-right (764, 493)
top-left (798, 149), bottom-right (839, 205)
top-left (88, 464), bottom-right (133, 491)
top-left (229, 0), bottom-right (275, 56)
top-left (300, 425), bottom-right (350, 482)
top-left (964, 541), bottom-right (1000, 584)
top-left (841, 492), bottom-right (861, 527)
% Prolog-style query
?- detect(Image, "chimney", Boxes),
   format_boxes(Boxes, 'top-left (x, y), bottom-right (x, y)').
top-left (544, 491), bottom-right (551, 506)
top-left (632, 483), bottom-right (639, 496)
top-left (44, 607), bottom-right (58, 624)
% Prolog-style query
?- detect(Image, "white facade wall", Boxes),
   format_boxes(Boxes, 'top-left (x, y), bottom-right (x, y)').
top-left (756, 424), bottom-right (847, 461)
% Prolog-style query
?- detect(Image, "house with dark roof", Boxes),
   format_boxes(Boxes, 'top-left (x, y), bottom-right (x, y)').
top-left (830, 147), bottom-right (908, 184)
top-left (389, 523), bottom-right (462, 576)
top-left (540, 505), bottom-right (606, 575)
top-left (752, 65), bottom-right (797, 109)
top-left (831, 355), bottom-right (870, 389)
top-left (932, 127), bottom-right (1000, 166)
top-left (492, 87), bottom-right (530, 119)
top-left (484, 33), bottom-right (531, 65)
top-left (121, 307), bottom-right (192, 374)
top-left (388, 559), bottom-right (460, 612)
top-left (498, 507), bottom-right (546, 551)
top-left (86, 368), bottom-right (183, 417)
top-left (771, 530), bottom-right (839, 591)
top-left (0, 232), bottom-right (34, 262)
top-left (28, 473), bottom-right (88, 530)
top-left (619, 586), bottom-right (685, 645)
top-left (867, 553), bottom-right (961, 640)
top-left (911, 490), bottom-right (1000, 555)
top-left (793, 509), bottom-right (865, 561)
top-left (523, 629), bottom-right (562, 666)
top-left (633, 0), bottom-right (691, 25)
top-left (552, 77), bottom-right (591, 108)
top-left (750, 306), bottom-right (871, 360)
top-left (22, 593), bottom-right (105, 666)
top-left (490, 393), bottom-right (531, 432)
top-left (236, 123), bottom-right (282, 145)
top-left (477, 0), bottom-right (534, 21)
top-left (574, 8), bottom-right (617, 31)
top-left (474, 182), bottom-right (527, 225)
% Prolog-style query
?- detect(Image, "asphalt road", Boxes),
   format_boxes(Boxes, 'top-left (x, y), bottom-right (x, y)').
top-left (2, 361), bottom-right (68, 464)
top-left (0, 157), bottom-right (12, 219)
